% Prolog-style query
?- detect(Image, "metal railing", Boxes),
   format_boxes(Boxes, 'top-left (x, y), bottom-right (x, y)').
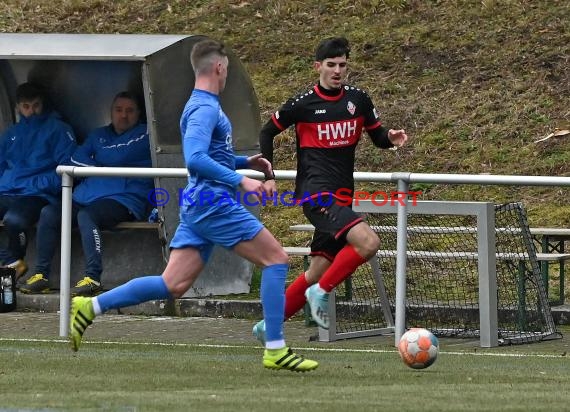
top-left (56, 165), bottom-right (570, 343)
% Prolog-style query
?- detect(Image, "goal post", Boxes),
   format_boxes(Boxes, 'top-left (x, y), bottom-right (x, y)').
top-left (318, 200), bottom-right (559, 348)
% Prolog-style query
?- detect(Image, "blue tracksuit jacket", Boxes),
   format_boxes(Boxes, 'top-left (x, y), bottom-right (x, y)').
top-left (0, 111), bottom-right (77, 203)
top-left (70, 123), bottom-right (153, 220)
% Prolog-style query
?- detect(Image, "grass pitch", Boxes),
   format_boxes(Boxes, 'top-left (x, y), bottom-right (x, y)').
top-left (1, 314), bottom-right (570, 411)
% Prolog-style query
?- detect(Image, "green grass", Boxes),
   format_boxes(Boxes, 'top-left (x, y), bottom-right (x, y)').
top-left (2, 336), bottom-right (570, 411)
top-left (0, 4), bottom-right (568, 409)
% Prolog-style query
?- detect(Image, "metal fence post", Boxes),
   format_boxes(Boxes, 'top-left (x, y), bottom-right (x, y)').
top-left (59, 170), bottom-right (74, 337)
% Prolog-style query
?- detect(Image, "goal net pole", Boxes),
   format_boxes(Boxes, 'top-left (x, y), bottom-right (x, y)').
top-left (394, 177), bottom-right (410, 346)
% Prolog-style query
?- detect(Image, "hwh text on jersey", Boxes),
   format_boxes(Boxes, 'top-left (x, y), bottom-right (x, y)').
top-left (317, 120), bottom-right (358, 142)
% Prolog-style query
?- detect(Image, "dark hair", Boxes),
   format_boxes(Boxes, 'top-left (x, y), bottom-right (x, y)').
top-left (112, 90), bottom-right (145, 123)
top-left (190, 39), bottom-right (227, 75)
top-left (315, 37), bottom-right (350, 61)
top-left (16, 82), bottom-right (46, 103)
top-left (112, 91), bottom-right (143, 111)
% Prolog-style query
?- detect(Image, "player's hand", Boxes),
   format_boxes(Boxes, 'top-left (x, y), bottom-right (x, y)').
top-left (246, 153), bottom-right (273, 177)
top-left (388, 129), bottom-right (408, 147)
top-left (240, 176), bottom-right (264, 201)
top-left (263, 179), bottom-right (277, 198)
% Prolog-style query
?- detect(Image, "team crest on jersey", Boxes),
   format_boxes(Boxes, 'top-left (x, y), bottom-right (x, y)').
top-left (347, 101), bottom-right (356, 115)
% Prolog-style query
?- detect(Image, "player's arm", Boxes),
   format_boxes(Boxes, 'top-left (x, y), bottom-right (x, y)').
top-left (259, 118), bottom-right (282, 166)
top-left (367, 125), bottom-right (393, 149)
top-left (363, 93), bottom-right (407, 148)
top-left (236, 154), bottom-right (275, 199)
top-left (259, 98), bottom-right (297, 194)
top-left (258, 117), bottom-right (283, 196)
top-left (368, 125), bottom-right (408, 148)
top-left (71, 131), bottom-right (98, 166)
top-left (184, 105), bottom-right (243, 188)
top-left (259, 96), bottom-right (298, 167)
top-left (236, 153), bottom-right (274, 180)
top-left (36, 124), bottom-right (77, 194)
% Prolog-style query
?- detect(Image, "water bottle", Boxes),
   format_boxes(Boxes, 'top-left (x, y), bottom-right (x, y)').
top-left (4, 278), bottom-right (13, 304)
top-left (0, 267), bottom-right (16, 312)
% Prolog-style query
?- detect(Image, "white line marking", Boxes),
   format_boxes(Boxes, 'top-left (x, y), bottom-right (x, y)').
top-left (0, 337), bottom-right (567, 359)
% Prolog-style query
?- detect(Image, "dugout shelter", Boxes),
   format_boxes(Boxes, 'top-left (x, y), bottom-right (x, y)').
top-left (0, 33), bottom-right (261, 297)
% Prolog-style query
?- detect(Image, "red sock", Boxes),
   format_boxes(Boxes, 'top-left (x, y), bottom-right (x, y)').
top-left (284, 273), bottom-right (310, 319)
top-left (318, 245), bottom-right (368, 292)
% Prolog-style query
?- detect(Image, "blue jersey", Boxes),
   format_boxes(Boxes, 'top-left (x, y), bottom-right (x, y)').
top-left (0, 110), bottom-right (77, 203)
top-left (172, 89), bottom-right (262, 259)
top-left (70, 123), bottom-right (153, 220)
top-left (180, 89), bottom-right (247, 207)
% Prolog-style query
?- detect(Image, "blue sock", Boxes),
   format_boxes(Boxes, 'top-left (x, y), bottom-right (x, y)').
top-left (260, 263), bottom-right (288, 342)
top-left (96, 276), bottom-right (172, 313)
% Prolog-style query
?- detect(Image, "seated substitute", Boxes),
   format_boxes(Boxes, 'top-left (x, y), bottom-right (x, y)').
top-left (20, 91), bottom-right (153, 296)
top-left (0, 82), bottom-right (76, 280)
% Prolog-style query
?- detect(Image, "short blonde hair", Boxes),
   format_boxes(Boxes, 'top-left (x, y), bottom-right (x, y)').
top-left (190, 39), bottom-right (227, 75)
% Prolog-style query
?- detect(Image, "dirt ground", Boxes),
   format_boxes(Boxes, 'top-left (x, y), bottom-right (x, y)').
top-left (2, 311), bottom-right (569, 356)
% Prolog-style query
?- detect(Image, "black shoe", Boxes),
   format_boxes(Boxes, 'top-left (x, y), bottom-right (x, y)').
top-left (19, 273), bottom-right (50, 294)
top-left (71, 276), bottom-right (102, 297)
top-left (16, 271), bottom-right (33, 290)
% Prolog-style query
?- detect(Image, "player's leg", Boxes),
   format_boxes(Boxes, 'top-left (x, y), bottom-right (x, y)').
top-left (316, 222), bottom-right (379, 291)
top-left (281, 226), bottom-right (351, 323)
top-left (303, 197), bottom-right (379, 329)
top-left (2, 196), bottom-right (49, 280)
top-left (70, 220), bottom-right (210, 352)
top-left (285, 255), bottom-right (330, 319)
top-left (70, 247), bottom-right (204, 351)
top-left (0, 196), bottom-right (10, 265)
top-left (188, 201), bottom-right (291, 350)
top-left (20, 203), bottom-right (63, 293)
top-left (226, 209), bottom-right (318, 372)
top-left (234, 227), bottom-right (289, 348)
top-left (72, 199), bottom-right (134, 296)
top-left (251, 222), bottom-right (344, 342)
top-left (234, 228), bottom-right (318, 372)
top-left (252, 254), bottom-right (330, 345)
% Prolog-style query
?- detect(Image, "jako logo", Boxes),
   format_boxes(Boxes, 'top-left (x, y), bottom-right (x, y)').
top-left (314, 109), bottom-right (326, 114)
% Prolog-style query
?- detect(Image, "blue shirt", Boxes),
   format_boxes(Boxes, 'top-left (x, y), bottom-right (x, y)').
top-left (70, 123), bottom-right (153, 220)
top-left (0, 111), bottom-right (77, 203)
top-left (180, 89), bottom-right (248, 205)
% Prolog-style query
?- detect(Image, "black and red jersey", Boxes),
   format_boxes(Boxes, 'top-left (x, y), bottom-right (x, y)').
top-left (261, 83), bottom-right (390, 198)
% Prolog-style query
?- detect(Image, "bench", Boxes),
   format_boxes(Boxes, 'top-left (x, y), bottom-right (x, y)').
top-left (283, 246), bottom-right (312, 257)
top-left (114, 221), bottom-right (160, 230)
top-left (0, 220), bottom-right (160, 230)
top-left (0, 219), bottom-right (165, 290)
top-left (284, 245), bottom-right (570, 267)
top-left (375, 250), bottom-right (570, 262)
top-left (529, 228), bottom-right (570, 304)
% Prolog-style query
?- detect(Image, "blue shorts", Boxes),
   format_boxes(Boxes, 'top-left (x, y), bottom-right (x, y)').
top-left (169, 202), bottom-right (264, 263)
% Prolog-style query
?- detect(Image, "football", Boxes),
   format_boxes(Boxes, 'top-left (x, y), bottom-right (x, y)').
top-left (398, 328), bottom-right (439, 369)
